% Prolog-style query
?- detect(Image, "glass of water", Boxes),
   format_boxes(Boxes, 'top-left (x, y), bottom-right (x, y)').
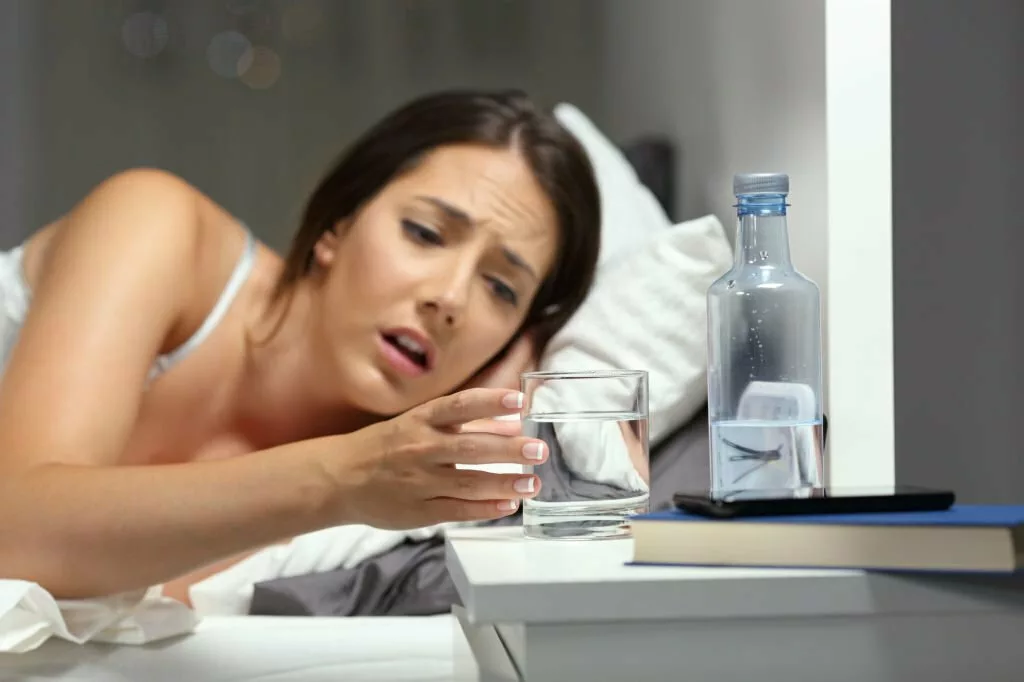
top-left (520, 369), bottom-right (650, 540)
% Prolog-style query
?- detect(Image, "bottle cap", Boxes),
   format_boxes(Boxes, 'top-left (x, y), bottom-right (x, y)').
top-left (734, 173), bottom-right (789, 196)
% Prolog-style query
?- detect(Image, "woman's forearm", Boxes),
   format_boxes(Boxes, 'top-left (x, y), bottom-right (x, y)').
top-left (0, 437), bottom-right (343, 599)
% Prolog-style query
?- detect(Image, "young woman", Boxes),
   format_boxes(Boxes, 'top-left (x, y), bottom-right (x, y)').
top-left (0, 90), bottom-right (600, 601)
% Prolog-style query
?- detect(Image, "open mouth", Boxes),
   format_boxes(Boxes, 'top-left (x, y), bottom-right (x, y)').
top-left (382, 332), bottom-right (430, 371)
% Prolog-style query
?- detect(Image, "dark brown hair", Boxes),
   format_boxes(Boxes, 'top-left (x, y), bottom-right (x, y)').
top-left (276, 89), bottom-right (601, 357)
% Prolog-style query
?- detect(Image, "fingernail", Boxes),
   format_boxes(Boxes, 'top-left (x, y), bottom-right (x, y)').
top-left (514, 477), bottom-right (536, 494)
top-left (498, 499), bottom-right (519, 511)
top-left (502, 391), bottom-right (524, 409)
top-left (522, 442), bottom-right (546, 461)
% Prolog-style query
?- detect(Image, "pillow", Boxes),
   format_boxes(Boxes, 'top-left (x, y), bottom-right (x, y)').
top-left (553, 103), bottom-right (672, 271)
top-left (540, 213), bottom-right (733, 446)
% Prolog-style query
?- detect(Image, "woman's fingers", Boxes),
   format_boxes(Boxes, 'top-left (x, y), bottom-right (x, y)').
top-left (458, 417), bottom-right (522, 437)
top-left (430, 433), bottom-right (547, 467)
top-left (423, 460), bottom-right (544, 524)
top-left (423, 388), bottom-right (523, 427)
top-left (431, 469), bottom-right (541, 502)
top-left (424, 497), bottom-right (522, 524)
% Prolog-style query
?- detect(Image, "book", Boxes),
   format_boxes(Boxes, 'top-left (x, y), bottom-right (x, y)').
top-left (629, 505), bottom-right (1024, 573)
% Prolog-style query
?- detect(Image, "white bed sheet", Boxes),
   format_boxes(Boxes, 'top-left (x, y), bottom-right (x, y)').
top-left (0, 614), bottom-right (456, 682)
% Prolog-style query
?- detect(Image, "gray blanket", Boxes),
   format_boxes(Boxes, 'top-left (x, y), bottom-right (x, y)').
top-left (249, 407), bottom-right (711, 617)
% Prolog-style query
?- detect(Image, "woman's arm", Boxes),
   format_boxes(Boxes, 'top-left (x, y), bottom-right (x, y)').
top-left (1, 441), bottom-right (343, 598)
top-left (0, 169), bottom-right (345, 598)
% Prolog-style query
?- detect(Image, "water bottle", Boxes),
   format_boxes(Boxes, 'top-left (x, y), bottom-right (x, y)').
top-left (706, 173), bottom-right (824, 494)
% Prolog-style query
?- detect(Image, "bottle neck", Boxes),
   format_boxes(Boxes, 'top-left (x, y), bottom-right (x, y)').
top-left (734, 194), bottom-right (792, 268)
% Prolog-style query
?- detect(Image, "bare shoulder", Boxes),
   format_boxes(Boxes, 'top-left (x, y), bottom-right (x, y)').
top-left (69, 167), bottom-right (204, 232)
top-left (0, 168), bottom-right (244, 470)
top-left (28, 169), bottom-right (198, 275)
top-left (25, 167), bottom-right (249, 300)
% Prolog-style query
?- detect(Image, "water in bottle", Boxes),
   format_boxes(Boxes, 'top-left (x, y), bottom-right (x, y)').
top-left (706, 173), bottom-right (824, 494)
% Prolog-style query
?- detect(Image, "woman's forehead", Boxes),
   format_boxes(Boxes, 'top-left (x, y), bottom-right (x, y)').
top-left (391, 145), bottom-right (559, 266)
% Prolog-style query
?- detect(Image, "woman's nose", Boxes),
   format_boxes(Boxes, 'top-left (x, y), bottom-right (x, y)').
top-left (421, 299), bottom-right (456, 328)
top-left (418, 266), bottom-right (473, 329)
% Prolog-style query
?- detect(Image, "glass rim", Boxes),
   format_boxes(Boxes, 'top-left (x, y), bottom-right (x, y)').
top-left (520, 369), bottom-right (648, 381)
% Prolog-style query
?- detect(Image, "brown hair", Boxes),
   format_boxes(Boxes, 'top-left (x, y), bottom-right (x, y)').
top-left (275, 89), bottom-right (601, 359)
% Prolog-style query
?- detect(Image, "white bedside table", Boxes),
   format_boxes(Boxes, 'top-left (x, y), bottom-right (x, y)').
top-left (446, 526), bottom-right (1024, 681)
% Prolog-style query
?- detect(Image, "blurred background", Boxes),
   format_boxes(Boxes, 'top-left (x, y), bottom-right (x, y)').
top-left (0, 0), bottom-right (609, 252)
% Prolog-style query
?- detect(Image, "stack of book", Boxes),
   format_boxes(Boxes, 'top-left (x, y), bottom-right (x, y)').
top-left (630, 505), bottom-right (1024, 573)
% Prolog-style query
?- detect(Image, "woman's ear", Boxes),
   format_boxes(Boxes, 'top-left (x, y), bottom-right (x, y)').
top-left (312, 223), bottom-right (343, 268)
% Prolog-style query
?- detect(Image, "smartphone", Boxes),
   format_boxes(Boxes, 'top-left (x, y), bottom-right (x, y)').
top-left (672, 485), bottom-right (956, 519)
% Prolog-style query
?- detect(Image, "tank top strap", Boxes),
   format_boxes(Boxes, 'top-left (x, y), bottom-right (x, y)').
top-left (148, 227), bottom-right (257, 382)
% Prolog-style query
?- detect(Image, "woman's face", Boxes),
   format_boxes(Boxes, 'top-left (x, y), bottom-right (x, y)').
top-left (310, 144), bottom-right (559, 416)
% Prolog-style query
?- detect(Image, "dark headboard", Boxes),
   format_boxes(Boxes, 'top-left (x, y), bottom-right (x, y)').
top-left (621, 137), bottom-right (677, 219)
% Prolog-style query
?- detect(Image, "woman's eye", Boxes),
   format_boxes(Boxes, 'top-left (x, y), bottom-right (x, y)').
top-left (487, 276), bottom-right (519, 306)
top-left (402, 220), bottom-right (443, 245)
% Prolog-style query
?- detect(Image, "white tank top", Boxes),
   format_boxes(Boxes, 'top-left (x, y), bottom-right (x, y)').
top-left (0, 228), bottom-right (258, 383)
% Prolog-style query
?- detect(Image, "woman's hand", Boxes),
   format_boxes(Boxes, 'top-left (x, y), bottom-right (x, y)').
top-left (463, 333), bottom-right (539, 392)
top-left (334, 387), bottom-right (547, 529)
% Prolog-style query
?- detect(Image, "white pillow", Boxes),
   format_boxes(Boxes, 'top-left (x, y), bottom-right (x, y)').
top-left (540, 214), bottom-right (733, 446)
top-left (552, 103), bottom-right (671, 271)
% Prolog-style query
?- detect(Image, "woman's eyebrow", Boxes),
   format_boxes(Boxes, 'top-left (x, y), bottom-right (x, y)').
top-left (417, 195), bottom-right (471, 223)
top-left (415, 195), bottom-right (538, 280)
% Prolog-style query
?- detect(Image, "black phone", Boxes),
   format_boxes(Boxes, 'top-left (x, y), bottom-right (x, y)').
top-left (672, 485), bottom-right (956, 519)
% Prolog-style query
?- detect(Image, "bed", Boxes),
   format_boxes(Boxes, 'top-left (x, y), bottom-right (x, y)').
top-left (2, 615), bottom-right (458, 682)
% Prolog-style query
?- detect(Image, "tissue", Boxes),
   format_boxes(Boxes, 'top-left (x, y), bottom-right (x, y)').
top-left (0, 580), bottom-right (196, 653)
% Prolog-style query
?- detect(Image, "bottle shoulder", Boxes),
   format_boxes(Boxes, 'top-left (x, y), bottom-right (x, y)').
top-left (709, 265), bottom-right (819, 295)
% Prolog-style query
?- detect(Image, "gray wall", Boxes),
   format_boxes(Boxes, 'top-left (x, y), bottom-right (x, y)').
top-left (3, 0), bottom-right (605, 252)
top-left (892, 0), bottom-right (1024, 503)
top-left (0, 0), bottom-right (40, 248)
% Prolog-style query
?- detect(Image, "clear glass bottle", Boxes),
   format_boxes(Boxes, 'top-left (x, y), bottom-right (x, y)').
top-left (706, 173), bottom-right (824, 494)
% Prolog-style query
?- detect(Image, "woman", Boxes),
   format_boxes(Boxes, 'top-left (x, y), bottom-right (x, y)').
top-left (0, 89), bottom-right (601, 601)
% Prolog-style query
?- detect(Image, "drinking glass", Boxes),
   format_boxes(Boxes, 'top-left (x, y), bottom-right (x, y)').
top-left (520, 370), bottom-right (650, 539)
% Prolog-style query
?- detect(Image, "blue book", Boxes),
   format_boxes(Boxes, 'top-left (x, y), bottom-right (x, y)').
top-left (629, 505), bottom-right (1024, 573)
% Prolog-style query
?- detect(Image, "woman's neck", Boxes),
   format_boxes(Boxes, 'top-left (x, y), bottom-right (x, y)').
top-left (233, 280), bottom-right (378, 449)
